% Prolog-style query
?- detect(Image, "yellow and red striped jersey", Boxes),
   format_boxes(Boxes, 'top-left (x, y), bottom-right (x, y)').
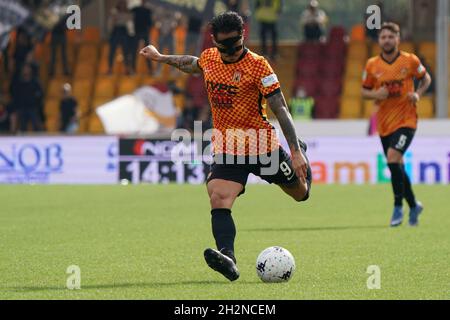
top-left (198, 47), bottom-right (281, 155)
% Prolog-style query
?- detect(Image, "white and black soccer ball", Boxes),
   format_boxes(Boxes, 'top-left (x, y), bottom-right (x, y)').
top-left (256, 246), bottom-right (296, 283)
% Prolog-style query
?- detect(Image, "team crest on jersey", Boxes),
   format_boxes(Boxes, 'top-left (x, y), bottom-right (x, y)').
top-left (232, 70), bottom-right (242, 83)
top-left (400, 67), bottom-right (408, 76)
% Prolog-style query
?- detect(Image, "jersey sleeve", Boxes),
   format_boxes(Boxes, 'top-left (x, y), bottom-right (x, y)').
top-left (410, 54), bottom-right (427, 79)
top-left (254, 57), bottom-right (281, 98)
top-left (197, 50), bottom-right (206, 71)
top-left (362, 60), bottom-right (376, 89)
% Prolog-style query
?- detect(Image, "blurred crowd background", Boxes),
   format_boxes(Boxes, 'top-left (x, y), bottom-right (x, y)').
top-left (0, 0), bottom-right (446, 136)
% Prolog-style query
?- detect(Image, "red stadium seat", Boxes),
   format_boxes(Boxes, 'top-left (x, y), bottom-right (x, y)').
top-left (318, 79), bottom-right (342, 97)
top-left (297, 42), bottom-right (324, 59)
top-left (296, 59), bottom-right (320, 77)
top-left (314, 96), bottom-right (340, 119)
top-left (320, 60), bottom-right (344, 78)
top-left (293, 78), bottom-right (320, 97)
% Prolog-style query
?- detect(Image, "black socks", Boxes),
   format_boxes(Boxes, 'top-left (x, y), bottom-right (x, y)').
top-left (211, 209), bottom-right (236, 254)
top-left (388, 163), bottom-right (405, 207)
top-left (388, 163), bottom-right (416, 208)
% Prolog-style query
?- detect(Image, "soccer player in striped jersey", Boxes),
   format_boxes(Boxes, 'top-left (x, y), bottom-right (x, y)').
top-left (140, 12), bottom-right (312, 281)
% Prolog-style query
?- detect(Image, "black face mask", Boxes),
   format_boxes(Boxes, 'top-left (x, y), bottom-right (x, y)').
top-left (216, 35), bottom-right (243, 55)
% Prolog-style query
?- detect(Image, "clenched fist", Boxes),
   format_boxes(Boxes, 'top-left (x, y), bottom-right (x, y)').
top-left (140, 45), bottom-right (162, 61)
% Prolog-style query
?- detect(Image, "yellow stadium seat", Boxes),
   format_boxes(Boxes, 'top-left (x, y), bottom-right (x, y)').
top-left (416, 96), bottom-right (434, 118)
top-left (348, 42), bottom-right (368, 61)
top-left (139, 76), bottom-right (156, 87)
top-left (342, 78), bottom-right (363, 98)
top-left (88, 114), bottom-right (105, 133)
top-left (47, 78), bottom-right (68, 98)
top-left (345, 61), bottom-right (365, 79)
top-left (92, 97), bottom-right (112, 110)
top-left (78, 44), bottom-right (99, 63)
top-left (72, 79), bottom-right (94, 101)
top-left (370, 42), bottom-right (381, 57)
top-left (399, 42), bottom-right (415, 53)
top-left (363, 100), bottom-right (377, 118)
top-left (118, 76), bottom-right (140, 96)
top-left (74, 62), bottom-right (96, 79)
top-left (94, 76), bottom-right (117, 98)
top-left (45, 115), bottom-right (60, 132)
top-left (44, 98), bottom-right (60, 118)
top-left (340, 97), bottom-right (362, 118)
top-left (418, 42), bottom-right (436, 61)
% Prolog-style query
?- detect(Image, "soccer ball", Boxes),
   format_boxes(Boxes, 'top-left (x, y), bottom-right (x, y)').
top-left (256, 246), bottom-right (296, 283)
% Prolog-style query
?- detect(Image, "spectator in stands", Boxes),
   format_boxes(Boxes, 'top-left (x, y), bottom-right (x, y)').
top-left (131, 0), bottom-right (153, 74)
top-left (60, 83), bottom-right (79, 133)
top-left (185, 15), bottom-right (203, 56)
top-left (108, 0), bottom-right (135, 75)
top-left (255, 0), bottom-right (282, 60)
top-left (13, 28), bottom-right (33, 76)
top-left (154, 8), bottom-right (178, 75)
top-left (300, 0), bottom-right (328, 42)
top-left (289, 86), bottom-right (315, 120)
top-left (10, 64), bottom-right (44, 132)
top-left (0, 96), bottom-right (16, 134)
top-left (49, 15), bottom-right (70, 76)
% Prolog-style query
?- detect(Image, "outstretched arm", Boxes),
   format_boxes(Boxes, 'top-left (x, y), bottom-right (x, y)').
top-left (140, 45), bottom-right (202, 74)
top-left (267, 91), bottom-right (307, 182)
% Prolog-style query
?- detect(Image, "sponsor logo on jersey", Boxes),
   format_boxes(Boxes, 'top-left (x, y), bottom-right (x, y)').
top-left (261, 74), bottom-right (279, 88)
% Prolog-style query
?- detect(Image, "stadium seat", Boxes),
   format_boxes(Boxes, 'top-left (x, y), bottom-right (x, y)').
top-left (370, 42), bottom-right (382, 56)
top-left (78, 44), bottom-right (99, 63)
top-left (298, 42), bottom-right (324, 59)
top-left (350, 24), bottom-right (366, 42)
top-left (47, 78), bottom-right (68, 98)
top-left (323, 41), bottom-right (346, 59)
top-left (340, 97), bottom-right (362, 118)
top-left (399, 42), bottom-right (415, 53)
top-left (416, 96), bottom-right (434, 118)
top-left (293, 78), bottom-right (320, 97)
top-left (320, 60), bottom-right (344, 77)
top-left (44, 98), bottom-right (60, 118)
top-left (314, 96), bottom-right (340, 119)
top-left (418, 42), bottom-right (436, 61)
top-left (74, 62), bottom-right (97, 79)
top-left (82, 26), bottom-right (101, 43)
top-left (318, 78), bottom-right (342, 97)
top-left (88, 114), bottom-right (104, 133)
top-left (139, 76), bottom-right (157, 87)
top-left (347, 42), bottom-right (368, 61)
top-left (118, 76), bottom-right (140, 96)
top-left (363, 100), bottom-right (376, 118)
top-left (72, 78), bottom-right (94, 101)
top-left (94, 76), bottom-right (117, 99)
top-left (296, 60), bottom-right (320, 77)
top-left (344, 60), bottom-right (364, 79)
top-left (186, 75), bottom-right (208, 107)
top-left (342, 78), bottom-right (363, 98)
top-left (92, 97), bottom-right (112, 110)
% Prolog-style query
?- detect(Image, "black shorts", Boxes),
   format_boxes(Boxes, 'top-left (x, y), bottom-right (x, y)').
top-left (207, 146), bottom-right (312, 201)
top-left (380, 127), bottom-right (416, 156)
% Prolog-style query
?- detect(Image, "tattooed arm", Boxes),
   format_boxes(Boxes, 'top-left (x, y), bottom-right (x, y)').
top-left (267, 91), bottom-right (307, 181)
top-left (140, 45), bottom-right (201, 74)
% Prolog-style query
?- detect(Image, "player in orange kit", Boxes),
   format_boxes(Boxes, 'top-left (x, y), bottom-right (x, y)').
top-left (140, 12), bottom-right (311, 281)
top-left (362, 22), bottom-right (431, 227)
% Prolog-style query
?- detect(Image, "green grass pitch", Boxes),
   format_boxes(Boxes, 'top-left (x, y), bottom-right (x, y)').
top-left (0, 184), bottom-right (449, 300)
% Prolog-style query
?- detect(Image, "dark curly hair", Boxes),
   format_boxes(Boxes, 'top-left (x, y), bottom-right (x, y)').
top-left (210, 11), bottom-right (244, 38)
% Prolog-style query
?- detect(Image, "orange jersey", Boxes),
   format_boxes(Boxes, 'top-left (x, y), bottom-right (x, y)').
top-left (362, 51), bottom-right (427, 137)
top-left (198, 47), bottom-right (280, 156)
